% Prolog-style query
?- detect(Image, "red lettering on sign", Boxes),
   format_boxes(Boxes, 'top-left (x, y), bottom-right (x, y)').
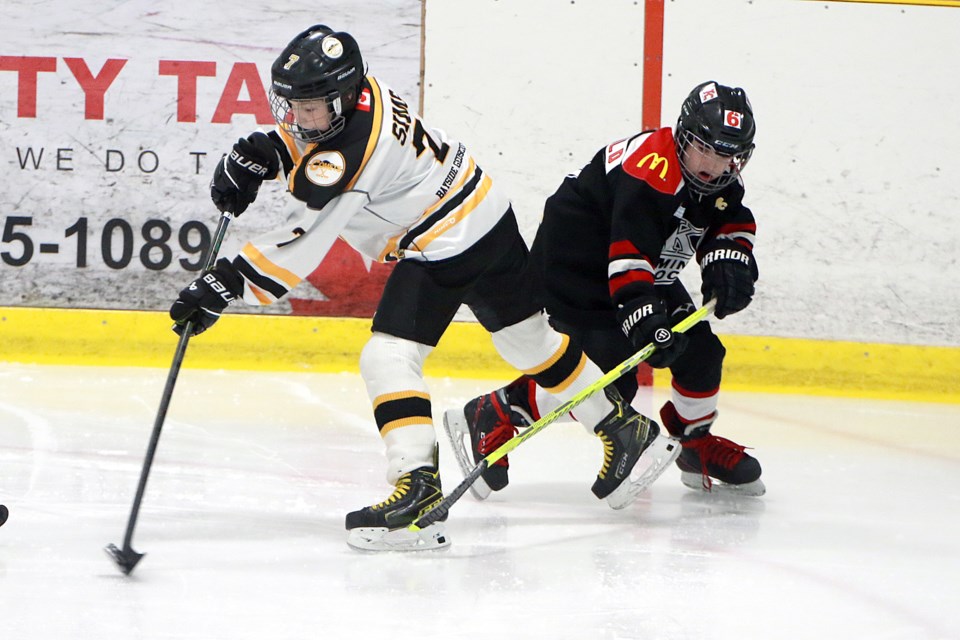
top-left (63, 58), bottom-right (127, 120)
top-left (211, 62), bottom-right (273, 125)
top-left (0, 56), bottom-right (57, 118)
top-left (158, 60), bottom-right (217, 123)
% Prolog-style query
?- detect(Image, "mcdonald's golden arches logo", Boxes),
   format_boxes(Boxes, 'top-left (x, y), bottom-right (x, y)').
top-left (636, 152), bottom-right (670, 180)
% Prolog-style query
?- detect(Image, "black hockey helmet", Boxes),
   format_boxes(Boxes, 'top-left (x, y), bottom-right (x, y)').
top-left (269, 25), bottom-right (365, 143)
top-left (675, 81), bottom-right (756, 196)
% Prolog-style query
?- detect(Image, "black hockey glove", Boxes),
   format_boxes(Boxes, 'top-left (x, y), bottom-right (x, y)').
top-left (700, 239), bottom-right (759, 319)
top-left (617, 296), bottom-right (689, 369)
top-left (169, 258), bottom-right (244, 336)
top-left (210, 132), bottom-right (280, 215)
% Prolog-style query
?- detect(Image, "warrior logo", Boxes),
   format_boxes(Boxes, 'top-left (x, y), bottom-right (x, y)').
top-left (305, 151), bottom-right (346, 187)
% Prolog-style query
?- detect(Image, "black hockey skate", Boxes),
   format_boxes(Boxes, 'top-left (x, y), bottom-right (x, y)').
top-left (443, 379), bottom-right (532, 500)
top-left (660, 401), bottom-right (765, 496)
top-left (592, 388), bottom-right (680, 509)
top-left (345, 458), bottom-right (449, 551)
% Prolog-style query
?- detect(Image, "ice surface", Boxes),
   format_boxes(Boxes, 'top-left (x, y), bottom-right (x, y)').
top-left (1, 363), bottom-right (958, 639)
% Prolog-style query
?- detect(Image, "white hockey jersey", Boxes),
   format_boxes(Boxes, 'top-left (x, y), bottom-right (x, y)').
top-left (231, 75), bottom-right (512, 306)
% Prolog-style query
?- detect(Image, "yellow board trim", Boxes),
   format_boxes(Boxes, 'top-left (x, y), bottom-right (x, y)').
top-left (808, 0), bottom-right (960, 6)
top-left (1, 306), bottom-right (958, 404)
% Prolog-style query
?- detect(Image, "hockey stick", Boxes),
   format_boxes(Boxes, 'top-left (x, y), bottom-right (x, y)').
top-left (410, 300), bottom-right (715, 532)
top-left (105, 212), bottom-right (233, 575)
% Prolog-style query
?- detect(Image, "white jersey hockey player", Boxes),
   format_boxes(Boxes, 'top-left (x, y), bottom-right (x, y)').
top-left (169, 25), bottom-right (680, 551)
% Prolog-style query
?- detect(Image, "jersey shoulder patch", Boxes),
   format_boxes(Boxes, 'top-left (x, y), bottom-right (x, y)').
top-left (621, 127), bottom-right (682, 195)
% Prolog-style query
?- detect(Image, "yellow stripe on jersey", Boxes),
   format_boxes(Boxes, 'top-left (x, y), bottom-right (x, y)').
top-left (377, 158), bottom-right (479, 262)
top-left (241, 242), bottom-right (302, 289)
top-left (278, 128), bottom-right (305, 165)
top-left (247, 282), bottom-right (272, 305)
top-left (345, 76), bottom-right (384, 192)
top-left (413, 172), bottom-right (493, 251)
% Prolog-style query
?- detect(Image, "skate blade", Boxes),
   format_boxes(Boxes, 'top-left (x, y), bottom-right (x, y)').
top-left (346, 523), bottom-right (451, 552)
top-left (606, 435), bottom-right (682, 510)
top-left (442, 409), bottom-right (492, 501)
top-left (680, 472), bottom-right (766, 497)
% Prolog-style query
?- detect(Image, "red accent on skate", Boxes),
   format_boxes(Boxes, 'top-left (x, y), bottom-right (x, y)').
top-left (476, 393), bottom-right (519, 467)
top-left (684, 433), bottom-right (750, 491)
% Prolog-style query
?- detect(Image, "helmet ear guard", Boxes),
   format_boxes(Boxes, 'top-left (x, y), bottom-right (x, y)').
top-left (269, 25), bottom-right (365, 143)
top-left (675, 81), bottom-right (756, 197)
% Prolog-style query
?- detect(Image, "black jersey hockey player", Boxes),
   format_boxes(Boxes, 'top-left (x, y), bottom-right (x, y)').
top-left (445, 81), bottom-right (766, 499)
top-left (168, 25), bottom-right (681, 551)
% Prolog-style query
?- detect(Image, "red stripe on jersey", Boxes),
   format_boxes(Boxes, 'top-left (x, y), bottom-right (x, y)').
top-left (609, 239), bottom-right (643, 260)
top-left (609, 269), bottom-right (653, 297)
top-left (672, 378), bottom-right (720, 399)
top-left (715, 222), bottom-right (756, 249)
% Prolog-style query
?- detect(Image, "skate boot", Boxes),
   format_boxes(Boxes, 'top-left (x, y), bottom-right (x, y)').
top-left (345, 455), bottom-right (450, 551)
top-left (660, 401), bottom-right (765, 496)
top-left (592, 388), bottom-right (681, 509)
top-left (443, 378), bottom-right (533, 500)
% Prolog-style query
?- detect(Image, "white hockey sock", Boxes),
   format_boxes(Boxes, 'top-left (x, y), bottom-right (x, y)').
top-left (491, 313), bottom-right (613, 432)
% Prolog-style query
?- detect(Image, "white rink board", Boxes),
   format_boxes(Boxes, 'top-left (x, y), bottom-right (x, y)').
top-left (423, 0), bottom-right (960, 347)
top-left (0, 1), bottom-right (420, 312)
top-left (3, 0), bottom-right (959, 347)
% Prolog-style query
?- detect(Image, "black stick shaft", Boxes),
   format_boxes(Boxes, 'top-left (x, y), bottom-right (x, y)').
top-left (116, 213), bottom-right (232, 555)
top-left (416, 462), bottom-right (487, 529)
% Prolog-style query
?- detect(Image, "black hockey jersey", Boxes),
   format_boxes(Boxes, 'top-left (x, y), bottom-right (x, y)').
top-left (533, 127), bottom-right (757, 327)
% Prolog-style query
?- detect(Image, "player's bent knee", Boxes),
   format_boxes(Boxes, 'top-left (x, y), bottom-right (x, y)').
top-left (359, 332), bottom-right (432, 398)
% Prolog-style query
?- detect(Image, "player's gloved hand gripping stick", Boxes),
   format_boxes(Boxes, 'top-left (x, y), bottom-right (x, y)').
top-left (410, 300), bottom-right (716, 532)
top-left (105, 212), bottom-right (234, 575)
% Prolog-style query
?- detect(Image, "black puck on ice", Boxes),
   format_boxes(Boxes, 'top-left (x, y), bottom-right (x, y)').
top-left (0, 504), bottom-right (7, 527)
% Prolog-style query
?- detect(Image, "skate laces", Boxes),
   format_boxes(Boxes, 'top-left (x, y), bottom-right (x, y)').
top-left (597, 431), bottom-right (615, 479)
top-left (476, 393), bottom-right (519, 458)
top-left (685, 433), bottom-right (748, 490)
top-left (373, 473), bottom-right (412, 510)
top-left (479, 421), bottom-right (518, 455)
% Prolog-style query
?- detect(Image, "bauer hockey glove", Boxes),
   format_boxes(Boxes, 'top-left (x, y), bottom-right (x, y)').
top-left (210, 132), bottom-right (281, 215)
top-left (699, 239), bottom-right (759, 319)
top-left (169, 258), bottom-right (244, 336)
top-left (617, 296), bottom-right (689, 369)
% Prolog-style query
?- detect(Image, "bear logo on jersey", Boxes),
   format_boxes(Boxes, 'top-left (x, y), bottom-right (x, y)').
top-left (305, 151), bottom-right (346, 187)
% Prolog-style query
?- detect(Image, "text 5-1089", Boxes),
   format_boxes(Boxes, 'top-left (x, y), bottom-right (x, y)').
top-left (1, 216), bottom-right (212, 271)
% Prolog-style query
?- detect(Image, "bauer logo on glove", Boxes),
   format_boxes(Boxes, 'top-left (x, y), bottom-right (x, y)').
top-left (169, 258), bottom-right (244, 336)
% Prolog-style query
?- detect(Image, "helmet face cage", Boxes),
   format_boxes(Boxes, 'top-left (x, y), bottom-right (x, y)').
top-left (269, 25), bottom-right (364, 144)
top-left (675, 81), bottom-right (756, 197)
top-left (676, 128), bottom-right (753, 196)
top-left (270, 91), bottom-right (345, 143)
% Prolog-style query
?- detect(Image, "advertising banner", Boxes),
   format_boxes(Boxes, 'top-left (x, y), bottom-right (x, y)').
top-left (0, 1), bottom-right (420, 316)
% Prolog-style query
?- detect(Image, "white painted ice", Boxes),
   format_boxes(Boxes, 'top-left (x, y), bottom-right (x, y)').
top-left (1, 363), bottom-right (958, 639)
